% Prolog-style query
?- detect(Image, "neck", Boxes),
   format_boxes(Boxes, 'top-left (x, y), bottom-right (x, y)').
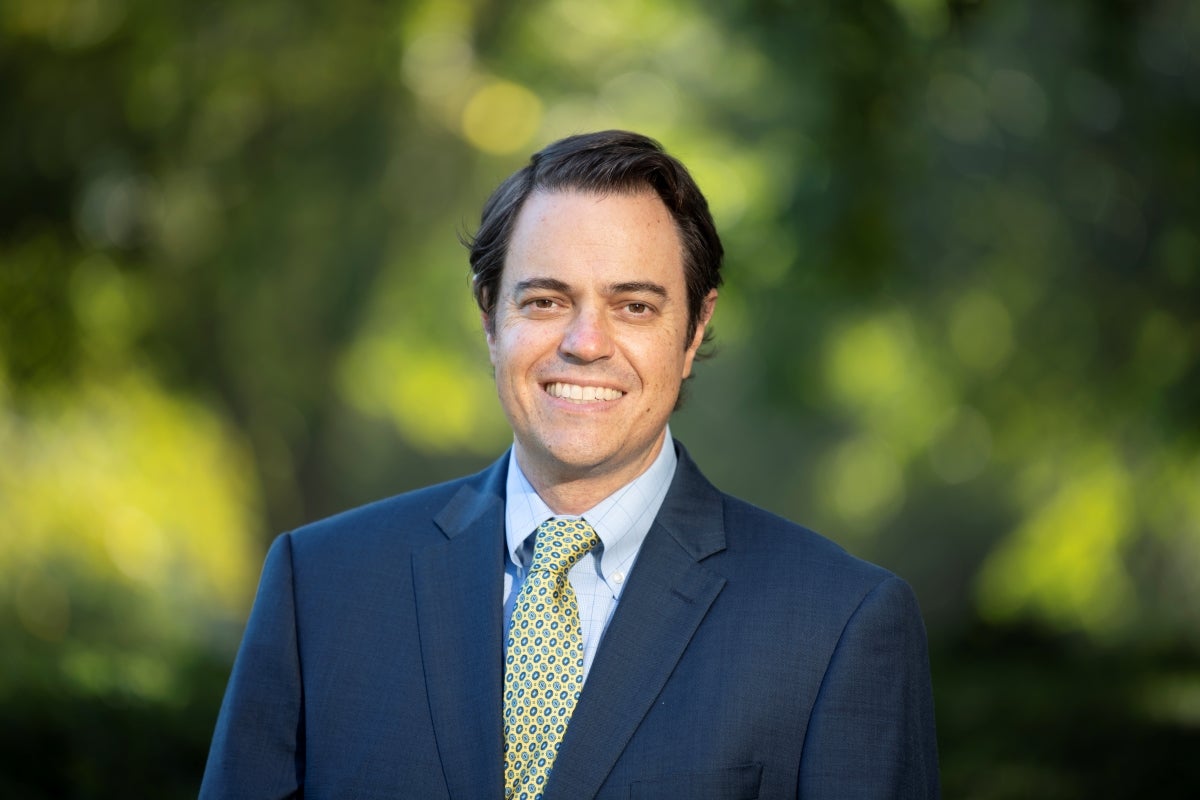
top-left (527, 476), bottom-right (622, 516)
top-left (515, 435), bottom-right (667, 516)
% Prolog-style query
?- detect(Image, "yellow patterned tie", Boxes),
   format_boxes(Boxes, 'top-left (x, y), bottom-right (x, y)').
top-left (503, 518), bottom-right (600, 800)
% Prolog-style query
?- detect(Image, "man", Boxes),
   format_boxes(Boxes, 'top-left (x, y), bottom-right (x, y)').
top-left (201, 130), bottom-right (940, 798)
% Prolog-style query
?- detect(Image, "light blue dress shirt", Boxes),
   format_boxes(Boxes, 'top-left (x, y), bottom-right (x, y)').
top-left (503, 428), bottom-right (677, 682)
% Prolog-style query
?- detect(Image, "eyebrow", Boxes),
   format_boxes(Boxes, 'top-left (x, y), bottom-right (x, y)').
top-left (511, 277), bottom-right (670, 299)
top-left (609, 281), bottom-right (668, 299)
top-left (512, 277), bottom-right (571, 296)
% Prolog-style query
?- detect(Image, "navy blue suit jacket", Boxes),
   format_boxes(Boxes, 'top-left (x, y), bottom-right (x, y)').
top-left (201, 442), bottom-right (940, 798)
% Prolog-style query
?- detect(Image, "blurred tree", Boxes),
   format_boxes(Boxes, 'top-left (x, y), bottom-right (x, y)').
top-left (2, 0), bottom-right (1198, 796)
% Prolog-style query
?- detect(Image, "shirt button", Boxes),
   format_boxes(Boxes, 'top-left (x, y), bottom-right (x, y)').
top-left (612, 571), bottom-right (625, 585)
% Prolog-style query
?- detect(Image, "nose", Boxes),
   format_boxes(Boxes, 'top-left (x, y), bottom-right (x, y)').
top-left (559, 306), bottom-right (614, 363)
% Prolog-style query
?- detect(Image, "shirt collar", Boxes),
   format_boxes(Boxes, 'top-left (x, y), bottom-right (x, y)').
top-left (505, 426), bottom-right (678, 591)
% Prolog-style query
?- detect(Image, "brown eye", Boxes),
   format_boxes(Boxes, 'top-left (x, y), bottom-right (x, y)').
top-left (627, 302), bottom-right (649, 314)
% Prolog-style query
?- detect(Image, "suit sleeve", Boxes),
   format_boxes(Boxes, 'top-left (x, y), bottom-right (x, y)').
top-left (798, 575), bottom-right (941, 799)
top-left (200, 533), bottom-right (305, 799)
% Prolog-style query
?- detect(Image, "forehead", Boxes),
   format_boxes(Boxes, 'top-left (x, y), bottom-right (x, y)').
top-left (502, 189), bottom-right (684, 286)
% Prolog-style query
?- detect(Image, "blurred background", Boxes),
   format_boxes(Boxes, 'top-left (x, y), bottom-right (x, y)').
top-left (2, 0), bottom-right (1198, 796)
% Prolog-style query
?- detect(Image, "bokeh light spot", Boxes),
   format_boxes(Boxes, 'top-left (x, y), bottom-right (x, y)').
top-left (15, 571), bottom-right (71, 642)
top-left (339, 335), bottom-right (509, 455)
top-left (977, 452), bottom-right (1135, 636)
top-left (888, 0), bottom-right (948, 38)
top-left (928, 406), bottom-right (993, 484)
top-left (461, 80), bottom-right (543, 155)
top-left (988, 69), bottom-right (1048, 139)
top-left (927, 72), bottom-right (991, 143)
top-left (820, 436), bottom-right (905, 534)
top-left (826, 314), bottom-right (910, 405)
top-left (949, 290), bottom-right (1013, 373)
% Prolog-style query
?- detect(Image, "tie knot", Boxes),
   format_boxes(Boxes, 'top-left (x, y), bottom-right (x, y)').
top-left (530, 518), bottom-right (600, 576)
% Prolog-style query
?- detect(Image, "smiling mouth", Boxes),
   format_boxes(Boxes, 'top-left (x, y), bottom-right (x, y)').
top-left (544, 382), bottom-right (625, 403)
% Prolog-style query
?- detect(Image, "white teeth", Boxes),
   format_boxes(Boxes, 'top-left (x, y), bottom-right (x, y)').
top-left (546, 382), bottom-right (623, 403)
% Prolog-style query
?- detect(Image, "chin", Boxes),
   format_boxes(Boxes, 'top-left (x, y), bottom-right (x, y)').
top-left (523, 435), bottom-right (617, 473)
top-left (546, 441), bottom-right (617, 471)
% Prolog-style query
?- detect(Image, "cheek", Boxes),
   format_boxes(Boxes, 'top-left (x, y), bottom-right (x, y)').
top-left (492, 328), bottom-right (544, 379)
top-left (635, 339), bottom-right (688, 389)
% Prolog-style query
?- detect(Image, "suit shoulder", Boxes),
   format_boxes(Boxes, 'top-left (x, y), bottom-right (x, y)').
top-left (287, 462), bottom-right (501, 556)
top-left (718, 492), bottom-right (894, 586)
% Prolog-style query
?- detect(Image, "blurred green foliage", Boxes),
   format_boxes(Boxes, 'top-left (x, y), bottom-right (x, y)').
top-left (2, 0), bottom-right (1198, 796)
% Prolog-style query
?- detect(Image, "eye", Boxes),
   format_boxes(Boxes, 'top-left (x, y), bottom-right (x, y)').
top-left (626, 302), bottom-right (650, 314)
top-left (522, 297), bottom-right (559, 311)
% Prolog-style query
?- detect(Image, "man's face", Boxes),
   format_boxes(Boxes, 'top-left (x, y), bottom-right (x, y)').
top-left (486, 189), bottom-right (715, 495)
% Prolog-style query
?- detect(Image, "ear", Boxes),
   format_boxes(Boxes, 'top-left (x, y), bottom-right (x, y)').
top-left (681, 289), bottom-right (718, 378)
top-left (482, 311), bottom-right (497, 362)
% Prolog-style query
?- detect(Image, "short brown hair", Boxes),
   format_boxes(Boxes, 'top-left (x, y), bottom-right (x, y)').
top-left (465, 130), bottom-right (724, 350)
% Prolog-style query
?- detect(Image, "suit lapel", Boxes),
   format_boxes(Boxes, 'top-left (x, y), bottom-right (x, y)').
top-left (543, 443), bottom-right (728, 800)
top-left (413, 457), bottom-right (508, 800)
